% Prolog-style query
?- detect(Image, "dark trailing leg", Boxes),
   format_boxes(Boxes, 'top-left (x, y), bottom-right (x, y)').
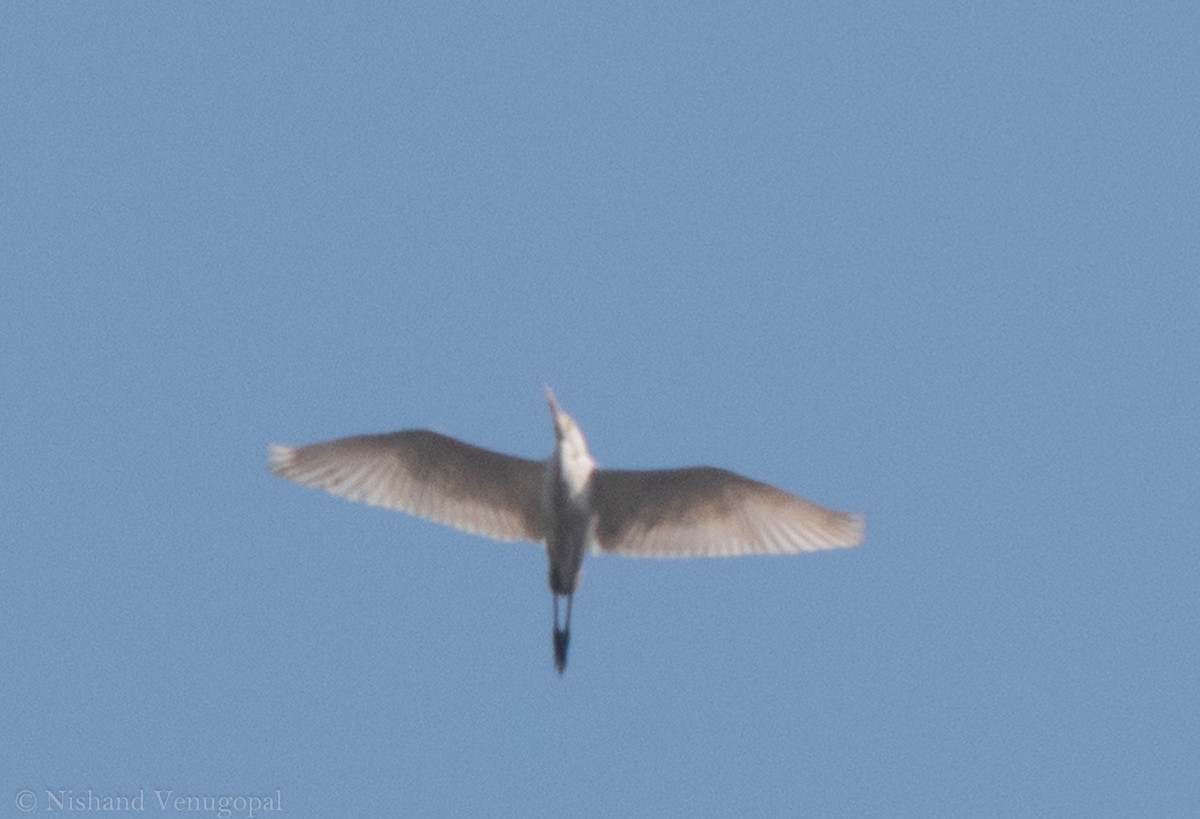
top-left (553, 594), bottom-right (573, 675)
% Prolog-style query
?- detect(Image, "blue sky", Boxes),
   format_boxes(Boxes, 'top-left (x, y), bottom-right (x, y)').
top-left (3, 3), bottom-right (1197, 816)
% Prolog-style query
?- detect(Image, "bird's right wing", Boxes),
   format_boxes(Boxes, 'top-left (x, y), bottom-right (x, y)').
top-left (590, 467), bottom-right (863, 558)
top-left (269, 430), bottom-right (546, 544)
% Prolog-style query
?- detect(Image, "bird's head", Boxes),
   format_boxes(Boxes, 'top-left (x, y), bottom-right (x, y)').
top-left (544, 386), bottom-right (595, 492)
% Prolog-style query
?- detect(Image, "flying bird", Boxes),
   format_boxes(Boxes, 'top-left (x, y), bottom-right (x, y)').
top-left (269, 387), bottom-right (863, 674)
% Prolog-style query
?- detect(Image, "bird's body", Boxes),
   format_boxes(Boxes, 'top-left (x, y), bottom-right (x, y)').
top-left (269, 388), bottom-right (863, 673)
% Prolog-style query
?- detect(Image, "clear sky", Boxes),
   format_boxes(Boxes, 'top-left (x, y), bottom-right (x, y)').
top-left (3, 3), bottom-right (1197, 817)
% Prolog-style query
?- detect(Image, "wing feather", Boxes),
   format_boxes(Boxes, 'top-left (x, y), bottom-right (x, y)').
top-left (269, 430), bottom-right (546, 544)
top-left (590, 467), bottom-right (863, 558)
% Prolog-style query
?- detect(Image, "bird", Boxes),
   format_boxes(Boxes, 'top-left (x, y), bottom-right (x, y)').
top-left (268, 387), bottom-right (863, 674)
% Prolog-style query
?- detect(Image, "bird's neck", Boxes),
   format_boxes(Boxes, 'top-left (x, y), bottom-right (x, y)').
top-left (554, 443), bottom-right (595, 499)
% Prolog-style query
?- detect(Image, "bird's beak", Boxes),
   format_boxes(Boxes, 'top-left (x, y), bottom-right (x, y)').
top-left (544, 385), bottom-right (566, 440)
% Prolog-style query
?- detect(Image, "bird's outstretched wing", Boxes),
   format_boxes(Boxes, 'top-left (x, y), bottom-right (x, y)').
top-left (590, 467), bottom-right (863, 558)
top-left (269, 430), bottom-right (546, 544)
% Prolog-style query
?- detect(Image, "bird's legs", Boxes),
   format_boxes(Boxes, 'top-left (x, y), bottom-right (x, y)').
top-left (553, 593), bottom-right (573, 675)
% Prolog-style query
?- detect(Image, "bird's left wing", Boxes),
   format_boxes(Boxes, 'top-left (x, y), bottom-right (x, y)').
top-left (590, 467), bottom-right (863, 558)
top-left (269, 430), bottom-right (546, 544)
